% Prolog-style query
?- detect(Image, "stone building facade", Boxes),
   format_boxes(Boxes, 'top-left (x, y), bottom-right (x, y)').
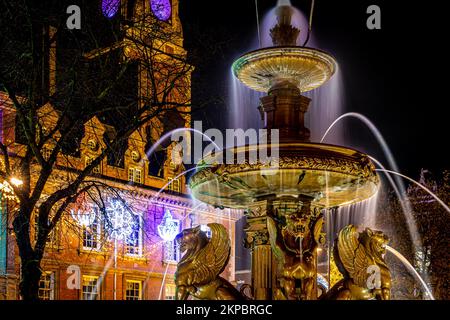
top-left (0, 0), bottom-right (243, 300)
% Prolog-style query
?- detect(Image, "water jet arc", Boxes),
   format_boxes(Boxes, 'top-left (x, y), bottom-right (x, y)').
top-left (321, 113), bottom-right (419, 246)
top-left (376, 169), bottom-right (450, 213)
top-left (385, 246), bottom-right (435, 300)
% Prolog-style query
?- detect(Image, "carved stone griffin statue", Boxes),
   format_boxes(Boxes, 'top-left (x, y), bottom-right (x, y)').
top-left (174, 223), bottom-right (245, 300)
top-left (322, 225), bottom-right (391, 300)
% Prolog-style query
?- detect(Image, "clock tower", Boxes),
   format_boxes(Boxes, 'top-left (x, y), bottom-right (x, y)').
top-left (121, 0), bottom-right (191, 175)
top-left (123, 0), bottom-right (184, 47)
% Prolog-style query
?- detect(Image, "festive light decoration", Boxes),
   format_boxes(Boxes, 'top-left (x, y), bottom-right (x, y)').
top-left (105, 200), bottom-right (137, 240)
top-left (0, 180), bottom-right (19, 201)
top-left (102, 0), bottom-right (120, 19)
top-left (10, 177), bottom-right (23, 187)
top-left (70, 209), bottom-right (96, 227)
top-left (71, 200), bottom-right (138, 241)
top-left (157, 209), bottom-right (179, 241)
top-left (151, 0), bottom-right (172, 21)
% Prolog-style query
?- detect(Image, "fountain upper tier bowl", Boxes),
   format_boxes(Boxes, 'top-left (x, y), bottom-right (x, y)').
top-left (232, 46), bottom-right (337, 93)
top-left (189, 143), bottom-right (379, 209)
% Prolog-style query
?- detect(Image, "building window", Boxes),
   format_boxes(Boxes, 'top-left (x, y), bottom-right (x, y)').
top-left (125, 280), bottom-right (142, 300)
top-left (125, 215), bottom-right (142, 256)
top-left (38, 272), bottom-right (55, 300)
top-left (82, 275), bottom-right (100, 300)
top-left (167, 177), bottom-right (181, 193)
top-left (85, 156), bottom-right (101, 174)
top-left (128, 167), bottom-right (142, 184)
top-left (82, 216), bottom-right (101, 251)
top-left (164, 284), bottom-right (176, 300)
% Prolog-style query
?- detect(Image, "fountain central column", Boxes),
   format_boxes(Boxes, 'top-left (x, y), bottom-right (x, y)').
top-left (260, 81), bottom-right (312, 142)
top-left (244, 201), bottom-right (273, 300)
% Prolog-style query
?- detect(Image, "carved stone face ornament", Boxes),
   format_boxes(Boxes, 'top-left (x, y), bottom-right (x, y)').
top-left (284, 211), bottom-right (311, 239)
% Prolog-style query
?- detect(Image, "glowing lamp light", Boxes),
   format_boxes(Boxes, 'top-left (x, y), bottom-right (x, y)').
top-left (10, 177), bottom-right (23, 187)
top-left (157, 209), bottom-right (179, 242)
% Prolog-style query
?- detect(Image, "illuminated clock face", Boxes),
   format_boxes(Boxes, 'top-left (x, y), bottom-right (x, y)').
top-left (101, 0), bottom-right (120, 18)
top-left (151, 0), bottom-right (172, 21)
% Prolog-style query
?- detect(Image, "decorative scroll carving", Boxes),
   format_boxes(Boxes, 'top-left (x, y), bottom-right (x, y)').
top-left (244, 230), bottom-right (270, 249)
top-left (246, 203), bottom-right (267, 218)
top-left (190, 155), bottom-right (378, 189)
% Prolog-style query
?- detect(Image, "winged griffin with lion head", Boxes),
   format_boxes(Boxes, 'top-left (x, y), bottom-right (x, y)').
top-left (322, 225), bottom-right (391, 300)
top-left (174, 223), bottom-right (245, 300)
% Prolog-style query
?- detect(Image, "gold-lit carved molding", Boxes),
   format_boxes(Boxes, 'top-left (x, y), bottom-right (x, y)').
top-left (232, 47), bottom-right (337, 93)
top-left (189, 143), bottom-right (379, 209)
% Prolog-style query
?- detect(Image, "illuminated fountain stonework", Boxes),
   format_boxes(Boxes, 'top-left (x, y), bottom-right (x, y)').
top-left (184, 5), bottom-right (388, 300)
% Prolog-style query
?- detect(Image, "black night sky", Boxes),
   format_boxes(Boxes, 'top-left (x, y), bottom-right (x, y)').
top-left (179, 0), bottom-right (448, 179)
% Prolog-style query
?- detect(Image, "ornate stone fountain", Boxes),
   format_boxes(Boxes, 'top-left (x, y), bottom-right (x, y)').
top-left (178, 5), bottom-right (390, 300)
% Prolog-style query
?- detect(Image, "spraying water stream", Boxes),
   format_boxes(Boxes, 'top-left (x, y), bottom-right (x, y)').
top-left (385, 245), bottom-right (435, 300)
top-left (320, 112), bottom-right (420, 247)
top-left (158, 261), bottom-right (171, 300)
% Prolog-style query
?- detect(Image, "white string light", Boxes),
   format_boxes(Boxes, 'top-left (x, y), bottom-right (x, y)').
top-left (71, 200), bottom-right (137, 241)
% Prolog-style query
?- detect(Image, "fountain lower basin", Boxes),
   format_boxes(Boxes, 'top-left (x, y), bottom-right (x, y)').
top-left (189, 142), bottom-right (379, 209)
